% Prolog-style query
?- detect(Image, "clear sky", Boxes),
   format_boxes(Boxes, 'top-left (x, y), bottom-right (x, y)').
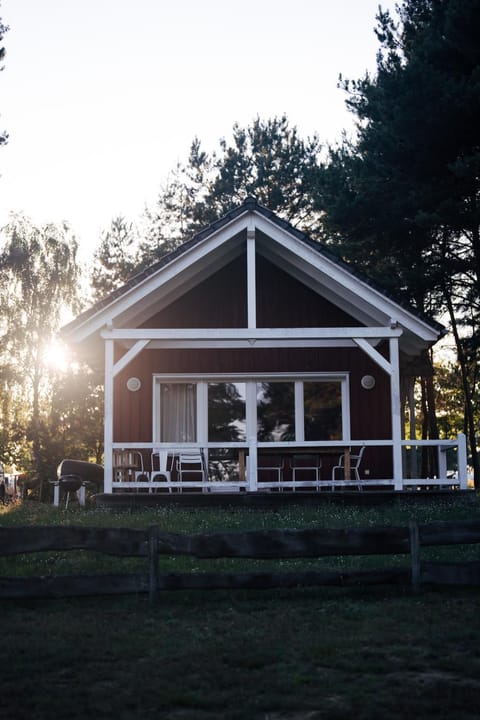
top-left (0, 0), bottom-right (397, 260)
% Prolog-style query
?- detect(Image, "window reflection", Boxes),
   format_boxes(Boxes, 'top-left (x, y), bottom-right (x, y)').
top-left (304, 382), bottom-right (342, 440)
top-left (157, 377), bottom-right (344, 445)
top-left (208, 382), bottom-right (246, 442)
top-left (257, 382), bottom-right (295, 441)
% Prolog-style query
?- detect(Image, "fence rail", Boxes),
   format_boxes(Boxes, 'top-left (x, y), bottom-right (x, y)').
top-left (1, 520), bottom-right (479, 600)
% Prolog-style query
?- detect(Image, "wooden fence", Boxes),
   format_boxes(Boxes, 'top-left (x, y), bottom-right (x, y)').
top-left (1, 521), bottom-right (480, 601)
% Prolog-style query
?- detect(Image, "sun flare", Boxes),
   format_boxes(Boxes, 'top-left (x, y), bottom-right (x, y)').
top-left (43, 339), bottom-right (70, 372)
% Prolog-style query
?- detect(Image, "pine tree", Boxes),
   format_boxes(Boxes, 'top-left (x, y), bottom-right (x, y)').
top-left (90, 216), bottom-right (138, 301)
top-left (140, 116), bottom-right (323, 265)
top-left (318, 0), bottom-right (480, 483)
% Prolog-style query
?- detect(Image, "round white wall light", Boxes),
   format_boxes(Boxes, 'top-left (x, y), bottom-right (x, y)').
top-left (361, 374), bottom-right (376, 390)
top-left (126, 377), bottom-right (142, 392)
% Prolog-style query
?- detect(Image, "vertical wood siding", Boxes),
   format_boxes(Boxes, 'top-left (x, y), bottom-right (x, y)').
top-left (141, 256), bottom-right (247, 329)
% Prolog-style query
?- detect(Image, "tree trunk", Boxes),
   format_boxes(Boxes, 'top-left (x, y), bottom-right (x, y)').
top-left (31, 350), bottom-right (43, 501)
top-left (419, 370), bottom-right (438, 478)
top-left (444, 284), bottom-right (479, 488)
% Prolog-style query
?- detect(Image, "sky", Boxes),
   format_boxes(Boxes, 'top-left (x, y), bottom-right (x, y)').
top-left (0, 0), bottom-right (398, 260)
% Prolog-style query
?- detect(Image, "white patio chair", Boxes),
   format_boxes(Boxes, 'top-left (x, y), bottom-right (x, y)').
top-left (331, 446), bottom-right (365, 490)
top-left (176, 449), bottom-right (207, 490)
top-left (150, 451), bottom-right (173, 493)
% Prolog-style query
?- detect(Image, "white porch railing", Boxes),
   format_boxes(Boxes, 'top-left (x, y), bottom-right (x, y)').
top-left (105, 433), bottom-right (469, 493)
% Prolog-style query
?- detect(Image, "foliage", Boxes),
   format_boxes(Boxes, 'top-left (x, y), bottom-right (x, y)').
top-left (434, 360), bottom-right (479, 443)
top-left (93, 116), bottom-right (324, 290)
top-left (42, 364), bottom-right (104, 468)
top-left (318, 0), bottom-right (480, 482)
top-left (0, 216), bottom-right (80, 480)
top-left (0, 4), bottom-right (8, 147)
top-left (138, 143), bottom-right (214, 263)
top-left (138, 116), bottom-right (324, 267)
top-left (90, 216), bottom-right (139, 302)
top-left (321, 0), bottom-right (480, 301)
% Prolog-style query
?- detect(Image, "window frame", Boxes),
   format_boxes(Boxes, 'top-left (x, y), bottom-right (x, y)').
top-left (153, 372), bottom-right (350, 446)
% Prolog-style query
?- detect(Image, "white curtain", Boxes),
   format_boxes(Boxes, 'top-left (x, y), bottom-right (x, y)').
top-left (160, 383), bottom-right (197, 442)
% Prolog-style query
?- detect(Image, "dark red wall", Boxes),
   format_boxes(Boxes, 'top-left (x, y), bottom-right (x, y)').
top-left (256, 254), bottom-right (362, 328)
top-left (143, 256), bottom-right (248, 329)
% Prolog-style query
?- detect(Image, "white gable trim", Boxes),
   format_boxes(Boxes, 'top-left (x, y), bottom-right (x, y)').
top-left (64, 205), bottom-right (441, 355)
top-left (67, 210), bottom-right (251, 343)
top-left (253, 212), bottom-right (439, 344)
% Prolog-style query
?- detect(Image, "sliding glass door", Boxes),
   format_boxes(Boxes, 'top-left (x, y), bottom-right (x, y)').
top-left (154, 374), bottom-right (349, 444)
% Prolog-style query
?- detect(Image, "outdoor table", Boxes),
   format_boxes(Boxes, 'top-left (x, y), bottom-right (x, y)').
top-left (237, 446), bottom-right (351, 482)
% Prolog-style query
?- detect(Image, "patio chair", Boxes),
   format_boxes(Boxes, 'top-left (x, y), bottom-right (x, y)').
top-left (291, 454), bottom-right (322, 491)
top-left (150, 451), bottom-right (173, 493)
top-left (257, 454), bottom-right (285, 491)
top-left (176, 449), bottom-right (207, 490)
top-left (331, 446), bottom-right (365, 490)
top-left (113, 450), bottom-right (145, 486)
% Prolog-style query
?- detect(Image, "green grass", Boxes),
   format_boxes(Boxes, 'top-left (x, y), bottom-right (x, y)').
top-left (1, 495), bottom-right (480, 719)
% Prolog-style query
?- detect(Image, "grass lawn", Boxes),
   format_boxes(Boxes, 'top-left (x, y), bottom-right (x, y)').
top-left (1, 494), bottom-right (480, 719)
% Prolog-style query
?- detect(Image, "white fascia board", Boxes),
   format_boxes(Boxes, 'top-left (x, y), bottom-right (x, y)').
top-left (253, 213), bottom-right (441, 344)
top-left (66, 213), bottom-right (251, 344)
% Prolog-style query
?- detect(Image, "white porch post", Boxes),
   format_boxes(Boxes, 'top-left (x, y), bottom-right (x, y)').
top-left (245, 381), bottom-right (258, 491)
top-left (247, 436), bottom-right (257, 492)
top-left (104, 338), bottom-right (114, 493)
top-left (457, 432), bottom-right (468, 490)
top-left (246, 220), bottom-right (257, 489)
top-left (389, 337), bottom-right (403, 489)
top-left (247, 224), bottom-right (256, 329)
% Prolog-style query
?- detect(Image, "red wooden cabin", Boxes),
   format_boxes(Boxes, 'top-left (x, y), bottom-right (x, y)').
top-left (62, 198), bottom-right (467, 494)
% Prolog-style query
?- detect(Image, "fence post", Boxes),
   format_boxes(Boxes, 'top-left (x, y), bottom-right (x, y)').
top-left (148, 525), bottom-right (159, 605)
top-left (409, 521), bottom-right (421, 594)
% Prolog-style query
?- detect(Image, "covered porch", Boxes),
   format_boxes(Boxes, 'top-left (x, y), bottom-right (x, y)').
top-left (101, 321), bottom-right (468, 494)
top-left (107, 434), bottom-right (468, 495)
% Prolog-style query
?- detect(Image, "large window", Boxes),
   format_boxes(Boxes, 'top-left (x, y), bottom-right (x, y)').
top-left (154, 374), bottom-right (349, 444)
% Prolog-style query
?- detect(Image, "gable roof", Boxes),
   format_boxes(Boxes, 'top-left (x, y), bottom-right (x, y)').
top-left (62, 197), bottom-right (444, 356)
